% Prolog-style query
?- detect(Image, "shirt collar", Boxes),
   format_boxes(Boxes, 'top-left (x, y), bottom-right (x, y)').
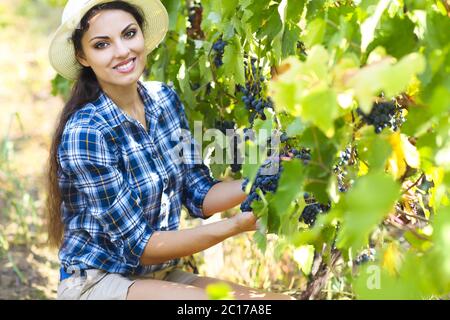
top-left (92, 80), bottom-right (162, 129)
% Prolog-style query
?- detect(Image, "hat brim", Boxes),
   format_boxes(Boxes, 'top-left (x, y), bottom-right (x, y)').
top-left (48, 0), bottom-right (169, 81)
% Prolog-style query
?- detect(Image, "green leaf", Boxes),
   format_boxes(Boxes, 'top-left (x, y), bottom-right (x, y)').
top-left (349, 53), bottom-right (426, 112)
top-left (206, 282), bottom-right (235, 300)
top-left (357, 129), bottom-right (393, 171)
top-left (272, 159), bottom-right (304, 215)
top-left (286, 0), bottom-right (306, 24)
top-left (305, 0), bottom-right (326, 19)
top-left (353, 262), bottom-right (424, 299)
top-left (384, 53), bottom-right (426, 97)
top-left (300, 87), bottom-right (338, 138)
top-left (431, 205), bottom-right (450, 288)
top-left (429, 85), bottom-right (450, 116)
top-left (401, 105), bottom-right (433, 137)
top-left (286, 117), bottom-right (305, 137)
top-left (300, 127), bottom-right (337, 203)
top-left (366, 15), bottom-right (418, 59)
top-left (337, 172), bottom-right (400, 251)
top-left (360, 0), bottom-right (390, 52)
top-left (161, 0), bottom-right (182, 31)
top-left (210, 163), bottom-right (228, 180)
top-left (293, 245), bottom-right (315, 276)
top-left (253, 229), bottom-right (267, 253)
top-left (303, 18), bottom-right (326, 48)
top-left (222, 36), bottom-right (246, 86)
top-left (176, 61), bottom-right (196, 108)
top-left (282, 22), bottom-right (301, 58)
top-left (221, 0), bottom-right (240, 20)
top-left (424, 11), bottom-right (450, 51)
top-left (256, 5), bottom-right (283, 42)
top-left (243, 141), bottom-right (264, 183)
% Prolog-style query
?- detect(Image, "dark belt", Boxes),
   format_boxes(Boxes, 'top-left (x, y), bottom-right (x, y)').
top-left (60, 267), bottom-right (86, 282)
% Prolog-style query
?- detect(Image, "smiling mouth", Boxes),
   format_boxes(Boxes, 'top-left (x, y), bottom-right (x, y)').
top-left (113, 57), bottom-right (136, 70)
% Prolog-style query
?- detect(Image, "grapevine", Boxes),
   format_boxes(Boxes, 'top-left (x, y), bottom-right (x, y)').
top-left (50, 0), bottom-right (450, 300)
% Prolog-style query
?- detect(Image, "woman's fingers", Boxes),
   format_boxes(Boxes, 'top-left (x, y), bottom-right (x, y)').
top-left (237, 211), bottom-right (258, 232)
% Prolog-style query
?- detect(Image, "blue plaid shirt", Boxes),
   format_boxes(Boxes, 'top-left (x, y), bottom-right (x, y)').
top-left (57, 81), bottom-right (221, 276)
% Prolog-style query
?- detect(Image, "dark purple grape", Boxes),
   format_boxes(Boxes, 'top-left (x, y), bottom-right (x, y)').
top-left (357, 100), bottom-right (404, 134)
top-left (212, 38), bottom-right (227, 68)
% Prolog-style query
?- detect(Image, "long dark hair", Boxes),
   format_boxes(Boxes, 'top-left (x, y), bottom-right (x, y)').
top-left (46, 1), bottom-right (146, 248)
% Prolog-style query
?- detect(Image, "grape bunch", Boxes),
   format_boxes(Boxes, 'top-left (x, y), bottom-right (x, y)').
top-left (237, 57), bottom-right (274, 125)
top-left (215, 120), bottom-right (243, 173)
top-left (357, 100), bottom-right (405, 134)
top-left (299, 203), bottom-right (331, 226)
top-left (299, 193), bottom-right (331, 226)
top-left (230, 133), bottom-right (243, 173)
top-left (333, 145), bottom-right (357, 193)
top-left (354, 248), bottom-right (376, 265)
top-left (338, 146), bottom-right (357, 167)
top-left (212, 38), bottom-right (227, 68)
top-left (279, 133), bottom-right (311, 165)
top-left (288, 148), bottom-right (311, 165)
top-left (296, 41), bottom-right (307, 57)
top-left (240, 157), bottom-right (283, 212)
top-left (334, 165), bottom-right (350, 193)
top-left (240, 137), bottom-right (311, 213)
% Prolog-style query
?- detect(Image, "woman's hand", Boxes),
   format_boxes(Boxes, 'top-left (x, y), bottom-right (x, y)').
top-left (232, 211), bottom-right (260, 233)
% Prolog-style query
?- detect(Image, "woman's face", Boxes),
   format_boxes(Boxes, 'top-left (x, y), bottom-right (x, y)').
top-left (77, 9), bottom-right (146, 87)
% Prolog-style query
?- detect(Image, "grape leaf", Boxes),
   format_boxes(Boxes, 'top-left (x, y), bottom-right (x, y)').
top-left (300, 87), bottom-right (338, 138)
top-left (357, 129), bottom-right (393, 171)
top-left (336, 172), bottom-right (400, 251)
top-left (348, 53), bottom-right (426, 113)
top-left (303, 18), bottom-right (326, 49)
top-left (293, 245), bottom-right (315, 276)
top-left (366, 15), bottom-right (418, 59)
top-left (271, 159), bottom-right (304, 216)
top-left (222, 36), bottom-right (246, 86)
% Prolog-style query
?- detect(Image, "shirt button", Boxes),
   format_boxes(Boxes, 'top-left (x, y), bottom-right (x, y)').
top-left (152, 153), bottom-right (157, 159)
top-left (163, 178), bottom-right (168, 184)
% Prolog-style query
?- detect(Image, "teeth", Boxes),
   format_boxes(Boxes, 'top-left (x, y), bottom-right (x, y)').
top-left (116, 59), bottom-right (134, 71)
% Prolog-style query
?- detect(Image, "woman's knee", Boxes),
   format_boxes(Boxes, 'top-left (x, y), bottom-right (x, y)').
top-left (126, 279), bottom-right (209, 300)
top-left (189, 276), bottom-right (295, 300)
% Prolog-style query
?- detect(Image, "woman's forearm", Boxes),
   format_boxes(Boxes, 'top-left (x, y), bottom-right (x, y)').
top-left (140, 217), bottom-right (240, 265)
top-left (202, 180), bottom-right (247, 217)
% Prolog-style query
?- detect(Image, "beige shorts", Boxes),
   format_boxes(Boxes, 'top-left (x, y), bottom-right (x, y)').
top-left (57, 265), bottom-right (199, 300)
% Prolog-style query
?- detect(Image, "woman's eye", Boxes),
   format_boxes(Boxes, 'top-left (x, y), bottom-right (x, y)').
top-left (125, 30), bottom-right (137, 38)
top-left (94, 42), bottom-right (108, 49)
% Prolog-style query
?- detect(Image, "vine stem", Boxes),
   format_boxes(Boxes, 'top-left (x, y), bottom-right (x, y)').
top-left (395, 208), bottom-right (430, 223)
top-left (386, 218), bottom-right (430, 241)
top-left (402, 173), bottom-right (425, 194)
top-left (311, 127), bottom-right (324, 165)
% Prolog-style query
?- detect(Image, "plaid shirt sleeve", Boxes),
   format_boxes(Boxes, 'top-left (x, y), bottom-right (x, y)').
top-left (165, 85), bottom-right (222, 219)
top-left (58, 124), bottom-right (153, 267)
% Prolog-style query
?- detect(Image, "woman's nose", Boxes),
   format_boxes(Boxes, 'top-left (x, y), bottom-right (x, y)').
top-left (114, 40), bottom-right (131, 58)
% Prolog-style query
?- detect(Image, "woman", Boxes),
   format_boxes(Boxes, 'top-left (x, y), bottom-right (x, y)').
top-left (47, 0), bottom-right (293, 300)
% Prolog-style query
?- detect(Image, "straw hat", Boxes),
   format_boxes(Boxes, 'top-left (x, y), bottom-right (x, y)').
top-left (48, 0), bottom-right (169, 80)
